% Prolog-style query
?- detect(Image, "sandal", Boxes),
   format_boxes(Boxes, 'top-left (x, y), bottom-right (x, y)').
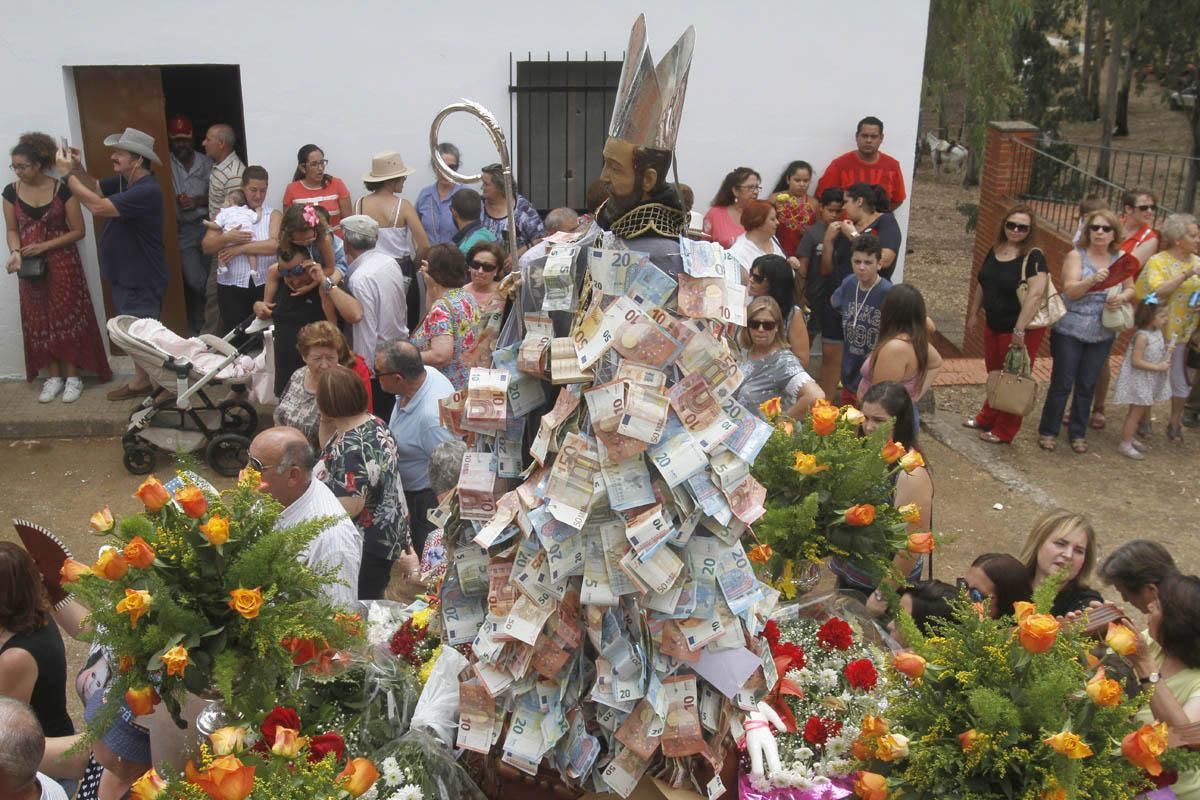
top-left (1090, 411), bottom-right (1107, 430)
top-left (978, 432), bottom-right (1009, 444)
top-left (1038, 436), bottom-right (1057, 451)
top-left (1071, 438), bottom-right (1089, 454)
top-left (1167, 423), bottom-right (1184, 442)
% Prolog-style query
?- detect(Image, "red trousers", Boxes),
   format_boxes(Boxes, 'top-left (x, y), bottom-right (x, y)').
top-left (974, 325), bottom-right (1047, 441)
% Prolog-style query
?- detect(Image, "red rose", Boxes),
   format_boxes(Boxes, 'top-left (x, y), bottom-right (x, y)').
top-left (307, 732), bottom-right (346, 765)
top-left (258, 706), bottom-right (300, 753)
top-left (845, 658), bottom-right (878, 690)
top-left (282, 637), bottom-right (327, 666)
top-left (763, 620), bottom-right (781, 649)
top-left (776, 642), bottom-right (806, 671)
top-left (817, 617), bottom-right (853, 651)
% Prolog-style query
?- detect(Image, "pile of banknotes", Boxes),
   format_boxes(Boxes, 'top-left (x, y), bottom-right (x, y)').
top-left (439, 236), bottom-right (782, 797)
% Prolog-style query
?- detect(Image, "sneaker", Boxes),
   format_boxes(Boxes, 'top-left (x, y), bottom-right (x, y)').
top-left (38, 377), bottom-right (64, 403)
top-left (1130, 438), bottom-right (1148, 452)
top-left (62, 377), bottom-right (83, 403)
top-left (1117, 441), bottom-right (1145, 460)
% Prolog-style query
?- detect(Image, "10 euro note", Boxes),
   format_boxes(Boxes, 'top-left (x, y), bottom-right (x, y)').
top-left (457, 680), bottom-right (497, 753)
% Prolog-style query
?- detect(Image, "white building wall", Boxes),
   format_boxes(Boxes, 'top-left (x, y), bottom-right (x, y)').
top-left (0, 0), bottom-right (930, 379)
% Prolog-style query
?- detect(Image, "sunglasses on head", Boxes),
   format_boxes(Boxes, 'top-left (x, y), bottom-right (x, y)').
top-left (748, 319), bottom-right (777, 331)
top-left (1089, 224), bottom-right (1114, 233)
top-left (955, 578), bottom-right (986, 604)
top-left (1004, 220), bottom-right (1031, 233)
top-left (469, 260), bottom-right (499, 272)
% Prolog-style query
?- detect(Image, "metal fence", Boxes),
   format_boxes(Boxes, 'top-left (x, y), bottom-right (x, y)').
top-left (1047, 138), bottom-right (1199, 214)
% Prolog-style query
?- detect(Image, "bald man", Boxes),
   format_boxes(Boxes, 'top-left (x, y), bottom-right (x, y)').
top-left (248, 426), bottom-right (361, 607)
top-left (518, 207), bottom-right (583, 273)
top-left (0, 698), bottom-right (69, 800)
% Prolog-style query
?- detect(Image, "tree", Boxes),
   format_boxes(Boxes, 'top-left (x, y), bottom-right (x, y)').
top-left (1096, 4), bottom-right (1123, 178)
top-left (1011, 0), bottom-right (1081, 133)
top-left (1139, 0), bottom-right (1200, 211)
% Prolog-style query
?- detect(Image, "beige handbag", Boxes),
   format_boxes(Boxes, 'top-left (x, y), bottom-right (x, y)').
top-left (986, 344), bottom-right (1039, 416)
top-left (1101, 285), bottom-right (1134, 331)
top-left (1016, 248), bottom-right (1067, 329)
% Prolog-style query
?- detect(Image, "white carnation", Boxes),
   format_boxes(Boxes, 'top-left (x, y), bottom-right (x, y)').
top-left (817, 668), bottom-right (840, 690)
top-left (391, 786), bottom-right (424, 800)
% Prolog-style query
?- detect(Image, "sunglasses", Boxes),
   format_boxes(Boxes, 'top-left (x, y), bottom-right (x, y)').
top-left (469, 260), bottom-right (499, 272)
top-left (747, 319), bottom-right (777, 331)
top-left (749, 272), bottom-right (765, 283)
top-left (955, 578), bottom-right (986, 604)
top-left (1004, 221), bottom-right (1031, 233)
top-left (247, 454), bottom-right (280, 472)
top-left (1135, 203), bottom-right (1157, 212)
top-left (1089, 224), bottom-right (1114, 233)
top-left (282, 264), bottom-right (308, 277)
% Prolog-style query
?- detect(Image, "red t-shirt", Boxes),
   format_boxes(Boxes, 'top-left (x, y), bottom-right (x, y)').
top-left (281, 177), bottom-right (351, 233)
top-left (815, 151), bottom-right (907, 209)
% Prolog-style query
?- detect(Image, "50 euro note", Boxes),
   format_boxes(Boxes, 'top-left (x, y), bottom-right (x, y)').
top-left (617, 383), bottom-right (670, 446)
top-left (545, 432), bottom-right (599, 518)
top-left (679, 330), bottom-right (743, 401)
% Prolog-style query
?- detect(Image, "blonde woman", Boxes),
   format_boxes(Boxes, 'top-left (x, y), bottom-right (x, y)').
top-left (735, 296), bottom-right (824, 419)
top-left (1019, 508), bottom-right (1103, 616)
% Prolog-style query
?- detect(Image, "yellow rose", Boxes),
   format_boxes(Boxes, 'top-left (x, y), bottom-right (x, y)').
top-left (116, 588), bottom-right (152, 628)
top-left (1044, 730), bottom-right (1093, 759)
top-left (899, 449), bottom-right (925, 473)
top-left (906, 533), bottom-right (935, 554)
top-left (852, 771), bottom-right (888, 800)
top-left (1086, 666), bottom-right (1123, 707)
top-left (860, 716), bottom-right (890, 739)
top-left (1013, 601), bottom-right (1037, 622)
top-left (897, 503), bottom-right (921, 524)
top-left (759, 396), bottom-right (783, 419)
top-left (874, 733), bottom-right (909, 762)
top-left (270, 726), bottom-right (302, 758)
top-left (1105, 622), bottom-right (1138, 656)
top-left (129, 768), bottom-right (168, 800)
top-left (1041, 784), bottom-right (1067, 800)
top-left (161, 645), bottom-right (190, 678)
top-left (200, 515), bottom-right (230, 546)
top-left (1122, 722), bottom-right (1168, 776)
top-left (880, 440), bottom-right (906, 464)
top-left (210, 726), bottom-right (248, 756)
top-left (793, 452), bottom-right (830, 476)
top-left (90, 506), bottom-right (114, 532)
top-left (841, 406), bottom-right (866, 425)
top-left (228, 587), bottom-right (264, 620)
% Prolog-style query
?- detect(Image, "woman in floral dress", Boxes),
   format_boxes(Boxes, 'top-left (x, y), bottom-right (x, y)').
top-left (315, 365), bottom-right (409, 600)
top-left (411, 243), bottom-right (478, 390)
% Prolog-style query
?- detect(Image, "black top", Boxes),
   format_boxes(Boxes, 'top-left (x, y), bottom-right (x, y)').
top-left (978, 247), bottom-right (1048, 333)
top-left (3, 181), bottom-right (72, 219)
top-left (1050, 584), bottom-right (1104, 617)
top-left (0, 621), bottom-right (74, 737)
top-left (831, 212), bottom-right (903, 285)
top-left (98, 174), bottom-right (167, 291)
top-left (272, 287), bottom-right (328, 398)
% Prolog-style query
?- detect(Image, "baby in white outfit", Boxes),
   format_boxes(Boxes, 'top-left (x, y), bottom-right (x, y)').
top-left (205, 189), bottom-right (261, 274)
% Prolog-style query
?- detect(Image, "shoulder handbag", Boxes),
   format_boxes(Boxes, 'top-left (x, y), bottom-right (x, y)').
top-left (1016, 248), bottom-right (1066, 329)
top-left (986, 344), bottom-right (1039, 416)
top-left (1101, 285), bottom-right (1134, 331)
top-left (17, 253), bottom-right (45, 280)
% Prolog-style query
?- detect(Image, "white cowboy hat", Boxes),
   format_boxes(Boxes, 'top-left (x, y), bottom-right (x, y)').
top-left (362, 151), bottom-right (413, 183)
top-left (102, 127), bottom-right (162, 165)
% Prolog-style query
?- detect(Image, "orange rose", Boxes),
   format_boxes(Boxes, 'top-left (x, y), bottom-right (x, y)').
top-left (852, 770), bottom-right (888, 800)
top-left (188, 755), bottom-right (256, 800)
top-left (200, 515), bottom-right (230, 547)
top-left (860, 716), bottom-right (890, 739)
top-left (116, 588), bottom-right (152, 628)
top-left (874, 733), bottom-right (909, 762)
top-left (747, 544), bottom-right (773, 564)
top-left (1041, 784), bottom-right (1067, 800)
top-left (959, 729), bottom-right (982, 751)
top-left (1018, 612), bottom-right (1060, 654)
top-left (125, 685), bottom-right (160, 716)
top-left (759, 397), bottom-right (783, 419)
top-left (134, 476), bottom-right (171, 512)
top-left (851, 737), bottom-right (875, 761)
top-left (337, 757), bottom-right (380, 798)
top-left (124, 536), bottom-right (156, 569)
top-left (119, 655), bottom-right (134, 674)
top-left (1085, 666), bottom-right (1123, 707)
top-left (1122, 722), bottom-right (1168, 776)
top-left (897, 503), bottom-right (921, 524)
top-left (810, 400), bottom-right (839, 436)
top-left (92, 547), bottom-right (129, 580)
top-left (161, 645), bottom-right (189, 678)
top-left (1105, 622), bottom-right (1138, 656)
top-left (880, 440), bottom-right (906, 464)
top-left (228, 587), bottom-right (264, 620)
top-left (844, 504), bottom-right (876, 527)
top-left (842, 406), bottom-right (866, 425)
top-left (793, 452), bottom-right (830, 475)
top-left (906, 533), bottom-right (935, 554)
top-left (892, 651), bottom-right (926, 679)
top-left (129, 768), bottom-right (168, 800)
top-left (1044, 730), bottom-right (1093, 759)
top-left (175, 485), bottom-right (208, 518)
top-left (90, 506), bottom-right (114, 532)
top-left (210, 726), bottom-right (248, 756)
top-left (270, 726), bottom-right (302, 758)
top-left (899, 449), bottom-right (925, 473)
top-left (335, 612), bottom-right (365, 637)
top-left (60, 558), bottom-right (92, 583)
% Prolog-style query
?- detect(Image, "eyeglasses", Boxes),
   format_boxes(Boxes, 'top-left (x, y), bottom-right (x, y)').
top-left (247, 454), bottom-right (280, 472)
top-left (747, 319), bottom-right (777, 331)
top-left (9, 163), bottom-right (34, 172)
top-left (955, 578), bottom-right (986, 603)
top-left (1089, 224), bottom-right (1114, 233)
top-left (738, 183), bottom-right (761, 193)
top-left (305, 160), bottom-right (328, 168)
top-left (469, 260), bottom-right (499, 272)
top-left (749, 272), bottom-right (765, 283)
top-left (1135, 203), bottom-right (1157, 212)
top-left (1004, 221), bottom-right (1031, 233)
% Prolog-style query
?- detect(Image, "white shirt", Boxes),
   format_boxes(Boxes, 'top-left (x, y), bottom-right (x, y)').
top-left (38, 773), bottom-right (69, 800)
top-left (346, 249), bottom-right (410, 374)
top-left (276, 478), bottom-right (362, 607)
top-left (727, 233), bottom-right (785, 274)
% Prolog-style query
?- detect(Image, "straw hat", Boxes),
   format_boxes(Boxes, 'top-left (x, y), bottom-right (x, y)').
top-left (102, 127), bottom-right (162, 165)
top-left (362, 151), bottom-right (413, 182)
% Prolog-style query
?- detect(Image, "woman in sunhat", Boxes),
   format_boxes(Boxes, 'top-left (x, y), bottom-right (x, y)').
top-left (355, 151), bottom-right (430, 262)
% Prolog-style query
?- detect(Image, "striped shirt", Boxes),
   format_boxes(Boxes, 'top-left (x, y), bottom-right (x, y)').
top-left (208, 152), bottom-right (245, 221)
top-left (218, 204), bottom-right (274, 288)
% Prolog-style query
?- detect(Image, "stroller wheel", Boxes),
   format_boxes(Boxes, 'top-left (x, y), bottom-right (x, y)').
top-left (218, 399), bottom-right (258, 437)
top-left (122, 442), bottom-right (156, 475)
top-left (206, 432), bottom-right (250, 478)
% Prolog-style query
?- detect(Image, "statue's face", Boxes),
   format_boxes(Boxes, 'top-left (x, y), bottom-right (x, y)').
top-left (600, 137), bottom-right (642, 219)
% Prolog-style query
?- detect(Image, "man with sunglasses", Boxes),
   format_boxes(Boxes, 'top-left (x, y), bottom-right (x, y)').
top-left (341, 215), bottom-right (409, 420)
top-left (247, 427), bottom-right (361, 607)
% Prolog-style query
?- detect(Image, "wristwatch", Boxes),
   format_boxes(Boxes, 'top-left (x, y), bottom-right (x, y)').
top-left (323, 276), bottom-right (337, 292)
top-left (1140, 672), bottom-right (1160, 686)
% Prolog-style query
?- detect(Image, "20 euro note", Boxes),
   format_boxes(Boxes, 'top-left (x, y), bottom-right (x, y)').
top-left (647, 418), bottom-right (708, 488)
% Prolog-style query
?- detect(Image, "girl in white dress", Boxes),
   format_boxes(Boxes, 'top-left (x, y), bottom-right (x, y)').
top-left (1113, 297), bottom-right (1173, 459)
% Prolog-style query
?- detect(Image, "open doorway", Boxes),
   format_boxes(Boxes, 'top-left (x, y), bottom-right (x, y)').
top-left (71, 64), bottom-right (247, 335)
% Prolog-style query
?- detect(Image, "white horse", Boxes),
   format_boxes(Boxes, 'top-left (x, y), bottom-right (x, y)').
top-left (925, 132), bottom-right (969, 175)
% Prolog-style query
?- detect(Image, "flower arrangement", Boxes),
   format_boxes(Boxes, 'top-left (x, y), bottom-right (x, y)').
top-left (388, 601), bottom-right (443, 685)
top-left (749, 614), bottom-right (888, 793)
top-left (64, 470), bottom-right (360, 728)
top-left (751, 399), bottom-right (929, 596)
top-left (131, 705), bottom-right (380, 800)
top-left (849, 582), bottom-right (1191, 800)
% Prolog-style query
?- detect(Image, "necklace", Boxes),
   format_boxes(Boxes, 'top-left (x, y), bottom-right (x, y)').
top-left (852, 277), bottom-right (880, 330)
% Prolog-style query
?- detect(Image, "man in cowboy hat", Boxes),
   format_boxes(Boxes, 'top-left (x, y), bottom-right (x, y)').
top-left (57, 127), bottom-right (168, 399)
top-left (167, 114), bottom-right (212, 334)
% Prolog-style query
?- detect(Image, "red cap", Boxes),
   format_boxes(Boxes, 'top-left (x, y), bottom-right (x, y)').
top-left (167, 115), bottom-right (193, 138)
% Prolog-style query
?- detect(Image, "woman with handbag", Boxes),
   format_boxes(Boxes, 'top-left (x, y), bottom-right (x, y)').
top-left (1037, 209), bottom-right (1135, 453)
top-left (964, 205), bottom-right (1052, 443)
top-left (3, 133), bottom-right (111, 403)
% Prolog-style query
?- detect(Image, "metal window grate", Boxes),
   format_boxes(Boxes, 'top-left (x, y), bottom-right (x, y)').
top-left (509, 52), bottom-right (622, 214)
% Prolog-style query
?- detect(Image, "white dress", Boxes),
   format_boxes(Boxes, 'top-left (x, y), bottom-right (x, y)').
top-left (1111, 329), bottom-right (1171, 406)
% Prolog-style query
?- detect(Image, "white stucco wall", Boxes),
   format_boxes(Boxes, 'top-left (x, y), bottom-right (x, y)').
top-left (0, 0), bottom-right (930, 379)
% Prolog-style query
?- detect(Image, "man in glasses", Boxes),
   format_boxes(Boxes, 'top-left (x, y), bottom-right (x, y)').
top-left (814, 116), bottom-right (907, 212)
top-left (340, 215), bottom-right (410, 420)
top-left (247, 427), bottom-right (361, 607)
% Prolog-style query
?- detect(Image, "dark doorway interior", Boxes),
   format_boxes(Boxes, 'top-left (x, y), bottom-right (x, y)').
top-left (161, 65), bottom-right (248, 164)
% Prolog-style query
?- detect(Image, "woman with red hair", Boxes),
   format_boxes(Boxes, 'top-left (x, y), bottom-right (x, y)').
top-left (727, 199), bottom-right (785, 276)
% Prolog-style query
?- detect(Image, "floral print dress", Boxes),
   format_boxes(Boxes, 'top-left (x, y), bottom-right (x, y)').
top-left (411, 288), bottom-right (479, 390)
top-left (318, 416), bottom-right (409, 560)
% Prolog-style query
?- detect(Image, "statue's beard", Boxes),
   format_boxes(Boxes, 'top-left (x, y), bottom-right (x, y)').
top-left (598, 185), bottom-right (643, 230)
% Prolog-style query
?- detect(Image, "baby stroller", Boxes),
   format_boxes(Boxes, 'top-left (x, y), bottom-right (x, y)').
top-left (107, 315), bottom-right (271, 477)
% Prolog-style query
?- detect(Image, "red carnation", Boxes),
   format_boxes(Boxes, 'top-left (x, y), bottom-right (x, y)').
top-left (802, 716), bottom-right (843, 746)
top-left (763, 620), bottom-right (781, 649)
top-left (258, 706), bottom-right (300, 752)
top-left (308, 731), bottom-right (346, 764)
top-left (844, 658), bottom-right (878, 690)
top-left (817, 617), bottom-right (853, 651)
top-left (776, 642), bottom-right (806, 671)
